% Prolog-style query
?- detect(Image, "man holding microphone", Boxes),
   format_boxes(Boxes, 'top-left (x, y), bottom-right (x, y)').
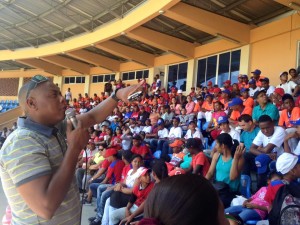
top-left (0, 75), bottom-right (142, 225)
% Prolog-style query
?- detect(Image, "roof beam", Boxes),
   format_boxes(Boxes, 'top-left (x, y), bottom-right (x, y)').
top-left (41, 55), bottom-right (90, 74)
top-left (67, 49), bottom-right (120, 71)
top-left (96, 41), bottom-right (154, 66)
top-left (127, 26), bottom-right (194, 58)
top-left (17, 58), bottom-right (64, 76)
top-left (164, 2), bottom-right (250, 44)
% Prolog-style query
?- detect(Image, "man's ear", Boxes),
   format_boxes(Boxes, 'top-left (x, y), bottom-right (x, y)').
top-left (26, 97), bottom-right (38, 110)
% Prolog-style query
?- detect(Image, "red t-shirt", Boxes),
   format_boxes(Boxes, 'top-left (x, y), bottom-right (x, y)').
top-left (132, 182), bottom-right (155, 207)
top-left (99, 159), bottom-right (111, 169)
top-left (131, 144), bottom-right (151, 158)
top-left (130, 112), bottom-right (140, 120)
top-left (264, 180), bottom-right (284, 205)
top-left (106, 160), bottom-right (125, 184)
top-left (191, 152), bottom-right (210, 176)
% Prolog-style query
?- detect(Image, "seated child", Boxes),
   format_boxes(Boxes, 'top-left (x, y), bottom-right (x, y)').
top-left (225, 171), bottom-right (282, 225)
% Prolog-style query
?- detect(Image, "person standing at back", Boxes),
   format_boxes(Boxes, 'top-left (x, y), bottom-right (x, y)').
top-left (65, 87), bottom-right (72, 105)
top-left (0, 74), bottom-right (143, 225)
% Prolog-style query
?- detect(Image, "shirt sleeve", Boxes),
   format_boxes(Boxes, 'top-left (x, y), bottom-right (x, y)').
top-left (270, 127), bottom-right (286, 147)
top-left (195, 153), bottom-right (205, 166)
top-left (252, 131), bottom-right (263, 147)
top-left (2, 133), bottom-right (52, 187)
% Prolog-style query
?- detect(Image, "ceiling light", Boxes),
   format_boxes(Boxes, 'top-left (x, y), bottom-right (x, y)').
top-left (289, 2), bottom-right (300, 11)
top-left (158, 10), bottom-right (165, 15)
top-left (120, 31), bottom-right (126, 35)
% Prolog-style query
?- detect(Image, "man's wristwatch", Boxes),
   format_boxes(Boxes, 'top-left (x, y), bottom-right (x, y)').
top-left (111, 88), bottom-right (121, 102)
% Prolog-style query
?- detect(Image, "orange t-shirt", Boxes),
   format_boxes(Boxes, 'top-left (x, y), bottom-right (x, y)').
top-left (191, 152), bottom-right (210, 176)
top-left (253, 75), bottom-right (265, 87)
top-left (230, 107), bottom-right (253, 121)
top-left (202, 101), bottom-right (214, 111)
top-left (243, 97), bottom-right (254, 108)
top-left (193, 102), bottom-right (202, 113)
top-left (220, 99), bottom-right (230, 110)
top-left (279, 107), bottom-right (300, 128)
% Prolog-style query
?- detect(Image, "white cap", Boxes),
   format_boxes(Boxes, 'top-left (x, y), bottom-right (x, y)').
top-left (177, 90), bottom-right (183, 94)
top-left (276, 153), bottom-right (299, 175)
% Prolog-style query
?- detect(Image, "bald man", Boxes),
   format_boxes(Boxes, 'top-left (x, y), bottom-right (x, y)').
top-left (0, 75), bottom-right (142, 225)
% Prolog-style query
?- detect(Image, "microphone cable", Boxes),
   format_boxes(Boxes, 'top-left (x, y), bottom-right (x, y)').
top-left (79, 148), bottom-right (88, 225)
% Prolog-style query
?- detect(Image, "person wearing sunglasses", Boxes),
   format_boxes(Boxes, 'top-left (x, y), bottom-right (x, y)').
top-left (0, 74), bottom-right (144, 225)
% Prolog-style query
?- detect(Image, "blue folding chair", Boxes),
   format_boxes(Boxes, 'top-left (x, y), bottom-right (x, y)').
top-left (240, 174), bottom-right (251, 198)
top-left (153, 150), bottom-right (161, 159)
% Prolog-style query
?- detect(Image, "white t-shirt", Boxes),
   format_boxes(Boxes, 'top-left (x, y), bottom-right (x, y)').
top-left (79, 108), bottom-right (87, 114)
top-left (142, 126), bottom-right (152, 134)
top-left (82, 148), bottom-right (97, 159)
top-left (158, 128), bottom-right (169, 139)
top-left (294, 141), bottom-right (300, 156)
top-left (277, 81), bottom-right (297, 95)
top-left (252, 126), bottom-right (286, 156)
top-left (65, 91), bottom-right (72, 100)
top-left (261, 86), bottom-right (275, 97)
top-left (249, 86), bottom-right (260, 97)
top-left (168, 126), bottom-right (183, 139)
top-left (184, 129), bottom-right (203, 140)
top-left (125, 167), bottom-right (145, 188)
top-left (221, 127), bottom-right (240, 142)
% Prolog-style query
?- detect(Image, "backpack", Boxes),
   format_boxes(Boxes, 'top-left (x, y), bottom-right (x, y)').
top-left (269, 183), bottom-right (300, 225)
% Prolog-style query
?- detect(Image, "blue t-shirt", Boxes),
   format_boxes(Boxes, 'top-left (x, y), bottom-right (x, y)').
top-left (240, 126), bottom-right (260, 152)
top-left (216, 155), bottom-right (240, 192)
top-left (252, 103), bottom-right (279, 124)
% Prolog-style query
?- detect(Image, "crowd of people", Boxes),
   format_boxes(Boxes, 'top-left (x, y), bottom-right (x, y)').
top-left (71, 68), bottom-right (300, 225)
top-left (1, 68), bottom-right (300, 225)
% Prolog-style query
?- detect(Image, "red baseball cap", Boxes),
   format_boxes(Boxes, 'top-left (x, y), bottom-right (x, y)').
top-left (207, 81), bottom-right (213, 86)
top-left (274, 88), bottom-right (285, 97)
top-left (105, 148), bottom-right (118, 158)
top-left (169, 139), bottom-right (184, 148)
top-left (223, 80), bottom-right (231, 85)
top-left (213, 87), bottom-right (221, 93)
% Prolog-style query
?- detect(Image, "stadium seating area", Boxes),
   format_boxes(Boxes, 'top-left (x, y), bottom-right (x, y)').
top-left (0, 100), bottom-right (19, 113)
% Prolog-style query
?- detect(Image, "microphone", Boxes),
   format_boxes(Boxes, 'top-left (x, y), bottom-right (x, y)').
top-left (65, 108), bottom-right (78, 129)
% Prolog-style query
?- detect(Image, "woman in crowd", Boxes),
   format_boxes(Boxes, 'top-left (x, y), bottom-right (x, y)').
top-left (170, 97), bottom-right (181, 115)
top-left (101, 154), bottom-right (145, 225)
top-left (149, 106), bottom-right (160, 126)
top-left (119, 159), bottom-right (169, 225)
top-left (206, 133), bottom-right (244, 208)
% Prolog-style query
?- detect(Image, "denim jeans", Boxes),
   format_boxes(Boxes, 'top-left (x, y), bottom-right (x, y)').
top-left (96, 184), bottom-right (113, 219)
top-left (225, 205), bottom-right (261, 221)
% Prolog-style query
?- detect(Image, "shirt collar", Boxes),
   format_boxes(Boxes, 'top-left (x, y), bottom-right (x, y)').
top-left (17, 117), bottom-right (57, 137)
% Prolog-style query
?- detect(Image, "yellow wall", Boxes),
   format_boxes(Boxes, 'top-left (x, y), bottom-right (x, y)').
top-left (61, 83), bottom-right (85, 100)
top-left (250, 14), bottom-right (300, 86)
top-left (90, 83), bottom-right (105, 96)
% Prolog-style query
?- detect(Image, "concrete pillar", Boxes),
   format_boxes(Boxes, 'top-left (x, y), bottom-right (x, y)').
top-left (185, 59), bottom-right (196, 94)
top-left (240, 45), bottom-right (250, 75)
top-left (53, 76), bottom-right (63, 90)
top-left (18, 77), bottom-right (24, 92)
top-left (84, 75), bottom-right (90, 95)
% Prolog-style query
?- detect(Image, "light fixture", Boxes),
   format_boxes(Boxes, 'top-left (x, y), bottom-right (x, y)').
top-left (120, 31), bottom-right (126, 35)
top-left (289, 2), bottom-right (300, 11)
top-left (158, 10), bottom-right (164, 15)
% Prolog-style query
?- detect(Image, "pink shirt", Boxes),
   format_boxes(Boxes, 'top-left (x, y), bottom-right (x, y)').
top-left (212, 111), bottom-right (227, 127)
top-left (250, 187), bottom-right (269, 219)
top-left (185, 102), bottom-right (195, 114)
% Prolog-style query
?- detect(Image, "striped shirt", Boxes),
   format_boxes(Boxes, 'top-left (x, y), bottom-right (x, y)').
top-left (0, 117), bottom-right (80, 225)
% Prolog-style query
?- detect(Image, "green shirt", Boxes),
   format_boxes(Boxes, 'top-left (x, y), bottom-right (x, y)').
top-left (0, 117), bottom-right (81, 225)
top-left (252, 102), bottom-right (279, 124)
top-left (240, 126), bottom-right (260, 152)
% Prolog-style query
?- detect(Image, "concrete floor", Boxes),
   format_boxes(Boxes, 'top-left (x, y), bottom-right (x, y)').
top-left (0, 179), bottom-right (95, 225)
